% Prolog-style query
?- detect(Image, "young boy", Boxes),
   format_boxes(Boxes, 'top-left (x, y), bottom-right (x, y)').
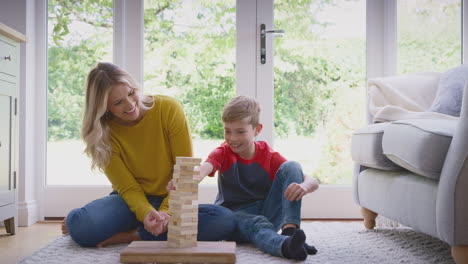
top-left (170, 95), bottom-right (319, 260)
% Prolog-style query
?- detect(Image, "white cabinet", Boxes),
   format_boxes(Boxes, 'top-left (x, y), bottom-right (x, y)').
top-left (0, 23), bottom-right (26, 235)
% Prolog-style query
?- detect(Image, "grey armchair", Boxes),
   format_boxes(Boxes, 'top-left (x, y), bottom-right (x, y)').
top-left (351, 72), bottom-right (468, 264)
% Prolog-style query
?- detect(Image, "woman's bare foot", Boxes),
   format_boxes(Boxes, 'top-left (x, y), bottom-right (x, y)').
top-left (61, 218), bottom-right (68, 235)
top-left (96, 229), bottom-right (140, 248)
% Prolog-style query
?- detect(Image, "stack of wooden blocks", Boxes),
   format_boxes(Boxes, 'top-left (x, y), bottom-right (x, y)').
top-left (120, 156), bottom-right (236, 263)
top-left (167, 157), bottom-right (201, 248)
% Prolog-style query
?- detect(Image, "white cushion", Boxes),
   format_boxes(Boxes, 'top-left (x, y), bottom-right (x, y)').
top-left (382, 119), bottom-right (457, 180)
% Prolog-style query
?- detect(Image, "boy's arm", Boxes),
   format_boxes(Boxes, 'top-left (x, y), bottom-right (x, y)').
top-left (284, 173), bottom-right (319, 202)
top-left (194, 162), bottom-right (214, 182)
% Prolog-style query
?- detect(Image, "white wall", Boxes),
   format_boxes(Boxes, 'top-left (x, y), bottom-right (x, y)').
top-left (0, 0), bottom-right (42, 226)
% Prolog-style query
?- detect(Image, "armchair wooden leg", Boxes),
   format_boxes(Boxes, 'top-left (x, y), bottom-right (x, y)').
top-left (452, 245), bottom-right (468, 264)
top-left (361, 207), bottom-right (378, 230)
top-left (4, 217), bottom-right (16, 235)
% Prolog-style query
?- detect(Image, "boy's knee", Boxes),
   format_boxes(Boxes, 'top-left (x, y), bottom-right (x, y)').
top-left (278, 161), bottom-right (303, 181)
top-left (281, 160), bottom-right (301, 171)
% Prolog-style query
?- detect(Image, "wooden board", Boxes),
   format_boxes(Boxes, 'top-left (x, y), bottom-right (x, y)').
top-left (120, 241), bottom-right (236, 263)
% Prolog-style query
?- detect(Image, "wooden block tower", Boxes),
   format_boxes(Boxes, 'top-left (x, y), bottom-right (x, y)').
top-left (120, 156), bottom-right (236, 263)
top-left (167, 157), bottom-right (201, 248)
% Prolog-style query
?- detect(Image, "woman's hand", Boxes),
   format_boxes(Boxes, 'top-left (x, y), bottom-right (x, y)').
top-left (166, 179), bottom-right (176, 191)
top-left (144, 210), bottom-right (170, 236)
top-left (284, 182), bottom-right (308, 201)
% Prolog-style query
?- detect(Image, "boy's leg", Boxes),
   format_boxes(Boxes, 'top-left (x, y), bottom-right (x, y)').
top-left (262, 160), bottom-right (303, 230)
top-left (66, 193), bottom-right (145, 247)
top-left (232, 212), bottom-right (307, 260)
top-left (262, 160), bottom-right (317, 254)
top-left (138, 204), bottom-right (236, 241)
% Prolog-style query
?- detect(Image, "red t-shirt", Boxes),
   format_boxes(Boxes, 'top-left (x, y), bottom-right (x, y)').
top-left (206, 141), bottom-right (287, 210)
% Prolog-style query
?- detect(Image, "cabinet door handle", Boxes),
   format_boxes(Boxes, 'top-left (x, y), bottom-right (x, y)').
top-left (4, 55), bottom-right (11, 61)
top-left (0, 140), bottom-right (1, 147)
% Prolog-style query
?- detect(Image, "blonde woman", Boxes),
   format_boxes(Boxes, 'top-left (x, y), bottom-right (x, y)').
top-left (62, 62), bottom-right (235, 247)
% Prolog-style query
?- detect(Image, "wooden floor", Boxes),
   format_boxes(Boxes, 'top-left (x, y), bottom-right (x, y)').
top-left (0, 221), bottom-right (62, 264)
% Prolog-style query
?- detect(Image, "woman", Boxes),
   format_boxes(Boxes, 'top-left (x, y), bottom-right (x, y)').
top-left (62, 62), bottom-right (235, 247)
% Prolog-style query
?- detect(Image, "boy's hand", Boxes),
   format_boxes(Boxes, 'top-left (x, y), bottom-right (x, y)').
top-left (284, 182), bottom-right (308, 201)
top-left (144, 210), bottom-right (170, 236)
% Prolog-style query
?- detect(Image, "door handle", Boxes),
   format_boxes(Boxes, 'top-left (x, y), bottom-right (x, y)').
top-left (260, 24), bottom-right (285, 64)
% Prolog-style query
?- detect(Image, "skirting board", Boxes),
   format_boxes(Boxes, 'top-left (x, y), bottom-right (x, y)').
top-left (120, 241), bottom-right (236, 263)
top-left (18, 200), bottom-right (37, 226)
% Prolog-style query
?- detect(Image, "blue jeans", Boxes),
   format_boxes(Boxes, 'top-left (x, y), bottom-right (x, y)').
top-left (66, 192), bottom-right (236, 247)
top-left (231, 160), bottom-right (303, 257)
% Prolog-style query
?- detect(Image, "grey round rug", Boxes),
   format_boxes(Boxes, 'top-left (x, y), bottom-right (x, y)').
top-left (20, 222), bottom-right (454, 264)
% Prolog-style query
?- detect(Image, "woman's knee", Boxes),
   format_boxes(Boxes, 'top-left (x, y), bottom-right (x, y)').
top-left (66, 208), bottom-right (100, 247)
top-left (209, 205), bottom-right (236, 234)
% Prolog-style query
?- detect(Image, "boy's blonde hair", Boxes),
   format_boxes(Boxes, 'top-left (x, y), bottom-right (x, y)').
top-left (222, 95), bottom-right (261, 126)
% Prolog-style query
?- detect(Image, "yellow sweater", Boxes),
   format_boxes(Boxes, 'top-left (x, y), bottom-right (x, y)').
top-left (105, 95), bottom-right (193, 222)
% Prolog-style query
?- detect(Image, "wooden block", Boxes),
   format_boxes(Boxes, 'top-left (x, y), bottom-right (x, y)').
top-left (168, 220), bottom-right (197, 228)
top-left (170, 218), bottom-right (198, 227)
top-left (169, 196), bottom-right (198, 203)
top-left (176, 185), bottom-right (198, 193)
top-left (167, 233), bottom-right (196, 243)
top-left (167, 225), bottom-right (197, 235)
top-left (176, 165), bottom-right (198, 172)
top-left (174, 178), bottom-right (198, 184)
top-left (167, 240), bottom-right (197, 248)
top-left (169, 224), bottom-right (198, 233)
top-left (169, 221), bottom-right (197, 228)
top-left (120, 241), bottom-right (236, 263)
top-left (173, 166), bottom-right (200, 175)
top-left (171, 208), bottom-right (198, 216)
top-left (172, 171), bottom-right (199, 180)
top-left (177, 183), bottom-right (198, 188)
top-left (175, 216), bottom-right (198, 223)
top-left (170, 190), bottom-right (197, 198)
top-left (169, 199), bottom-right (198, 206)
top-left (176, 157), bottom-right (202, 163)
top-left (169, 196), bottom-right (197, 203)
top-left (169, 202), bottom-right (198, 209)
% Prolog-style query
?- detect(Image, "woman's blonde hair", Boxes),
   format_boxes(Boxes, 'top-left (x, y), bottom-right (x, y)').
top-left (222, 95), bottom-right (261, 127)
top-left (81, 62), bottom-right (154, 171)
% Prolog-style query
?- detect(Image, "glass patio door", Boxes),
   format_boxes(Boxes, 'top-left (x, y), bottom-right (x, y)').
top-left (255, 0), bottom-right (366, 218)
top-left (44, 0), bottom-right (236, 217)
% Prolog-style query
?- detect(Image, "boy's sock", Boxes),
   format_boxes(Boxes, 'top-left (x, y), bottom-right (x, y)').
top-left (282, 227), bottom-right (318, 255)
top-left (281, 228), bottom-right (307, 261)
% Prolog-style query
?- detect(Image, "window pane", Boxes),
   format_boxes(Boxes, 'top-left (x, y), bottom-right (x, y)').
top-left (144, 0), bottom-right (236, 184)
top-left (397, 0), bottom-right (461, 73)
top-left (273, 0), bottom-right (366, 185)
top-left (47, 0), bottom-right (113, 185)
